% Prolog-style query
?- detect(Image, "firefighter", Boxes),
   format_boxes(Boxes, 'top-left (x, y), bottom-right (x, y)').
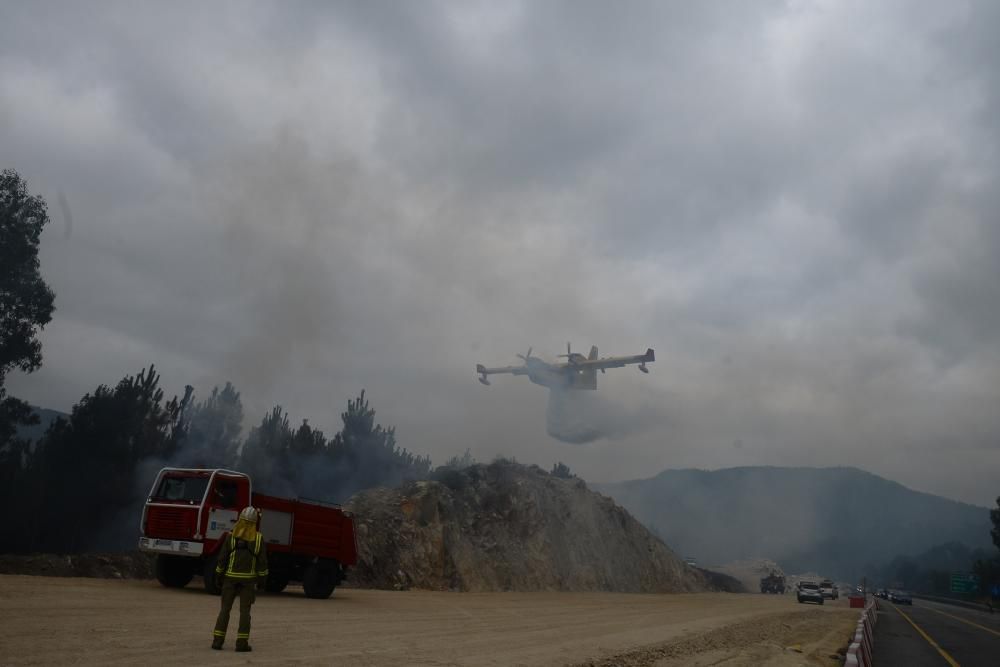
top-left (211, 506), bottom-right (268, 652)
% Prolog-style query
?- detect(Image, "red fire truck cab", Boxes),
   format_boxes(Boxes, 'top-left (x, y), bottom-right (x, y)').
top-left (138, 467), bottom-right (357, 599)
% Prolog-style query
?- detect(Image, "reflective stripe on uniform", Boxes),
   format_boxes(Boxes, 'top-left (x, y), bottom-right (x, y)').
top-left (237, 633), bottom-right (250, 639)
top-left (213, 630), bottom-right (225, 637)
top-left (227, 535), bottom-right (238, 575)
top-left (254, 534), bottom-right (261, 575)
top-left (222, 533), bottom-right (265, 579)
top-left (255, 534), bottom-right (268, 576)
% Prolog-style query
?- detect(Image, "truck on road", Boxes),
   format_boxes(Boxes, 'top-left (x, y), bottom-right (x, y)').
top-left (760, 571), bottom-right (786, 594)
top-left (138, 467), bottom-right (357, 599)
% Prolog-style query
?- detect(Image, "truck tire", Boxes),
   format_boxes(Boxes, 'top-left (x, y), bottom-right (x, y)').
top-left (203, 555), bottom-right (223, 595)
top-left (265, 571), bottom-right (290, 593)
top-left (155, 555), bottom-right (194, 588)
top-left (303, 560), bottom-right (338, 599)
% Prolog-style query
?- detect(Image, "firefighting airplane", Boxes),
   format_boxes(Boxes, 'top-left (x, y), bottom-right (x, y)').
top-left (476, 343), bottom-right (655, 390)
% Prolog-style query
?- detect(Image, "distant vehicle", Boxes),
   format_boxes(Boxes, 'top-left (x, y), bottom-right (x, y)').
top-left (820, 579), bottom-right (838, 600)
top-left (476, 343), bottom-right (654, 390)
top-left (760, 571), bottom-right (786, 594)
top-left (684, 557), bottom-right (697, 567)
top-left (888, 590), bottom-right (912, 605)
top-left (797, 581), bottom-right (824, 605)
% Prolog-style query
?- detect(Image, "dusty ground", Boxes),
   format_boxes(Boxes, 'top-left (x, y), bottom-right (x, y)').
top-left (0, 575), bottom-right (856, 666)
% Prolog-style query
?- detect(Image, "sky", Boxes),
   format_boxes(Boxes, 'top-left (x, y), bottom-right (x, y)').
top-left (2, 0), bottom-right (998, 506)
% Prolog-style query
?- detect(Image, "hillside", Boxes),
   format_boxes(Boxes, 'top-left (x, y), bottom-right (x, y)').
top-left (345, 462), bottom-right (714, 593)
top-left (594, 466), bottom-right (992, 581)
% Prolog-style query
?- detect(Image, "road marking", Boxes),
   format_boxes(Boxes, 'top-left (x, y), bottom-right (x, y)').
top-left (891, 603), bottom-right (961, 667)
top-left (920, 604), bottom-right (1000, 639)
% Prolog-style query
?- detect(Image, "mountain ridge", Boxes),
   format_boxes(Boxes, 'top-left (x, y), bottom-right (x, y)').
top-left (635, 465), bottom-right (990, 509)
top-left (593, 465), bottom-right (992, 581)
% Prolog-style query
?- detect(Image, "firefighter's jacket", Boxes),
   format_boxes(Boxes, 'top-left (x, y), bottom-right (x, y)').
top-left (215, 532), bottom-right (269, 582)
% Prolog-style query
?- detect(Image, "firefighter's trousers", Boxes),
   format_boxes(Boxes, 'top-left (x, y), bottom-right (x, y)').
top-left (213, 579), bottom-right (255, 643)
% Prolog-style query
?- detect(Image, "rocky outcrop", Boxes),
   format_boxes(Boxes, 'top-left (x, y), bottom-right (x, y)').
top-left (345, 462), bottom-right (710, 593)
top-left (0, 552), bottom-right (155, 579)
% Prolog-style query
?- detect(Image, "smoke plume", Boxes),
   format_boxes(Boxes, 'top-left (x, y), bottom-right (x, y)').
top-left (545, 387), bottom-right (654, 444)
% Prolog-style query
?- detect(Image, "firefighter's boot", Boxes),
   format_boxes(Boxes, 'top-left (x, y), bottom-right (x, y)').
top-left (235, 639), bottom-right (252, 652)
top-left (211, 637), bottom-right (224, 651)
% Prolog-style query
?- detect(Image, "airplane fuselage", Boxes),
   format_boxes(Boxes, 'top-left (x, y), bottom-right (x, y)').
top-left (524, 357), bottom-right (597, 390)
top-left (527, 367), bottom-right (572, 389)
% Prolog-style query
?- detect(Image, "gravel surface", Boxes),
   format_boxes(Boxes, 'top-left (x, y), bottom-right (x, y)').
top-left (0, 575), bottom-right (854, 666)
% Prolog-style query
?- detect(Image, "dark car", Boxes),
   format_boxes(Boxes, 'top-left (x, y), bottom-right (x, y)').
top-left (888, 589), bottom-right (912, 605)
top-left (797, 581), bottom-right (824, 605)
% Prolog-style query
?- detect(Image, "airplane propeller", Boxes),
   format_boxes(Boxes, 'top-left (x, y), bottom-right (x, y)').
top-left (516, 347), bottom-right (533, 362)
top-left (557, 342), bottom-right (577, 362)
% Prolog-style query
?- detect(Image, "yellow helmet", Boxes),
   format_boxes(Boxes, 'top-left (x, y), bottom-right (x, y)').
top-left (239, 506), bottom-right (259, 523)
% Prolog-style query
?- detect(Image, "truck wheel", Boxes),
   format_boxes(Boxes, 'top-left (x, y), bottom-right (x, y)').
top-left (155, 555), bottom-right (194, 588)
top-left (303, 560), bottom-right (338, 599)
top-left (203, 556), bottom-right (223, 595)
top-left (265, 572), bottom-right (290, 593)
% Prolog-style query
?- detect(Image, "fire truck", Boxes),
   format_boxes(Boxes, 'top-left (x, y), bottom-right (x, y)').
top-left (138, 467), bottom-right (357, 599)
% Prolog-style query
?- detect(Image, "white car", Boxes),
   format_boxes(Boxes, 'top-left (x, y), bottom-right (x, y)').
top-left (797, 582), bottom-right (824, 605)
top-left (820, 580), bottom-right (838, 599)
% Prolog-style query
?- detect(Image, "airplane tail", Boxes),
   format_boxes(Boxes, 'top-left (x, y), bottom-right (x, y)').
top-left (589, 345), bottom-right (598, 360)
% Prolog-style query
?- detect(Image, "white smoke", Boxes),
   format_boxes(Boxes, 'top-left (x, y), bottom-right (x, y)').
top-left (545, 388), bottom-right (655, 444)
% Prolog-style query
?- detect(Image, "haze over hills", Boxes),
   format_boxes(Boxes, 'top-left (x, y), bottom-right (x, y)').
top-left (594, 466), bottom-right (993, 582)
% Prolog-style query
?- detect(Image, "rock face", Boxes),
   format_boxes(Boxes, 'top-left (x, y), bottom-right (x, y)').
top-left (345, 462), bottom-right (709, 593)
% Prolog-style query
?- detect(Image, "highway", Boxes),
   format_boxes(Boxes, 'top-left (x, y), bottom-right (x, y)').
top-left (872, 597), bottom-right (1000, 666)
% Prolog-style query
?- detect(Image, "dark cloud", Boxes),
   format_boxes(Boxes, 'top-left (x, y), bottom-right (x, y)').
top-left (2, 1), bottom-right (999, 505)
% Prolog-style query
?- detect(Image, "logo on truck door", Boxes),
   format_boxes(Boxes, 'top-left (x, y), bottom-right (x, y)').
top-left (206, 509), bottom-right (238, 539)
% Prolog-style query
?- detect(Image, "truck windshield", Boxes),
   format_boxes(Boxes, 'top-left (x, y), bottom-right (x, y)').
top-left (153, 476), bottom-right (209, 503)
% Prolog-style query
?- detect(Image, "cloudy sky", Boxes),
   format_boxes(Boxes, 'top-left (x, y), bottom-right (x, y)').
top-left (3, 0), bottom-right (998, 505)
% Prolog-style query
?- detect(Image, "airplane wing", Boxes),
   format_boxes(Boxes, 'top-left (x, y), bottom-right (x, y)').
top-left (476, 363), bottom-right (529, 385)
top-left (572, 348), bottom-right (655, 372)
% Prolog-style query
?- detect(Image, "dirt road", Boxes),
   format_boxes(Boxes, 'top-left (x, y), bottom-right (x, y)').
top-left (0, 575), bottom-right (856, 666)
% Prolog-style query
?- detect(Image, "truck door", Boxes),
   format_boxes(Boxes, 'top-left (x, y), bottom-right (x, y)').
top-left (205, 476), bottom-right (248, 539)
